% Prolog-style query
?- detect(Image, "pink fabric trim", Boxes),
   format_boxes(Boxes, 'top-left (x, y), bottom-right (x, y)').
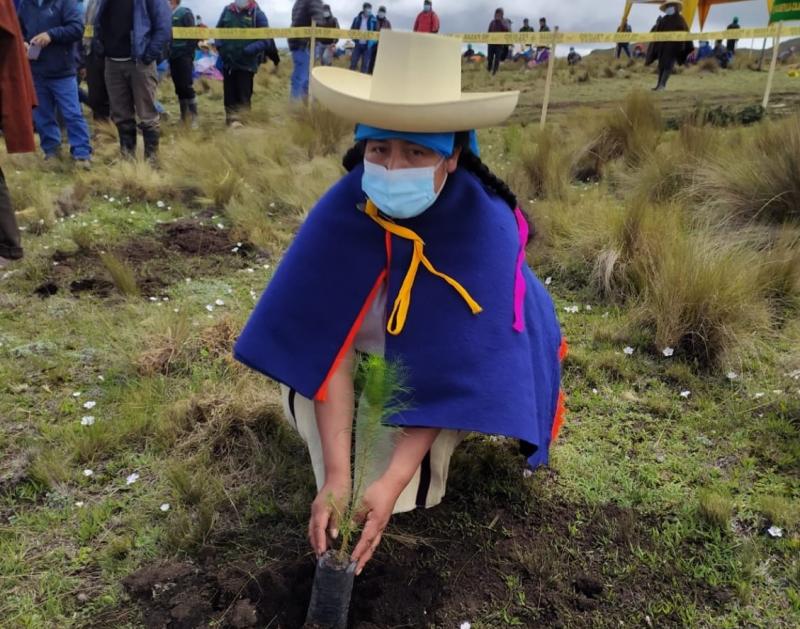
top-left (512, 207), bottom-right (529, 333)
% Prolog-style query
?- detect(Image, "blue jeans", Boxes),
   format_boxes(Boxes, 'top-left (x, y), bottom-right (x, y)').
top-left (350, 43), bottom-right (372, 74)
top-left (32, 75), bottom-right (92, 160)
top-left (291, 48), bottom-right (310, 101)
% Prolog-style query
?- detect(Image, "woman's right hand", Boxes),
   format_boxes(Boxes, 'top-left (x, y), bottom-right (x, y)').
top-left (308, 477), bottom-right (351, 557)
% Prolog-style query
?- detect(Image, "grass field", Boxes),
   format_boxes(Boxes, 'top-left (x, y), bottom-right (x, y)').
top-left (1, 54), bottom-right (799, 628)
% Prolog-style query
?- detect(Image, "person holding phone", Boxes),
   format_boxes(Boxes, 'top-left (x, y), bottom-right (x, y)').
top-left (16, 0), bottom-right (92, 164)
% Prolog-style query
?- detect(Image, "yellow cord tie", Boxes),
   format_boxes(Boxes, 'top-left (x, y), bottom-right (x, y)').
top-left (365, 200), bottom-right (483, 336)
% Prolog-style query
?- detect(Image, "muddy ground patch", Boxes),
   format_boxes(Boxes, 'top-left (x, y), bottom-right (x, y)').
top-left (111, 442), bottom-right (731, 629)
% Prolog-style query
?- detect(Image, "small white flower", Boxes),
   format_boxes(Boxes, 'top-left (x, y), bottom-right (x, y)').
top-left (460, 622), bottom-right (472, 629)
top-left (216, 223), bottom-right (225, 230)
top-left (162, 297), bottom-right (169, 302)
top-left (205, 304), bottom-right (214, 312)
top-left (185, 277), bottom-right (192, 283)
top-left (680, 390), bottom-right (691, 398)
top-left (83, 400), bottom-right (96, 410)
top-left (592, 388), bottom-right (599, 394)
top-left (231, 247), bottom-right (239, 253)
top-left (585, 305), bottom-right (592, 311)
top-left (545, 277), bottom-right (552, 286)
top-left (215, 299), bottom-right (225, 306)
top-left (237, 242), bottom-right (243, 247)
top-left (149, 296), bottom-right (158, 302)
top-left (246, 268), bottom-right (255, 273)
top-left (108, 196), bottom-right (115, 203)
top-left (563, 305), bottom-right (579, 314)
top-left (753, 392), bottom-right (765, 399)
top-left (173, 308), bottom-right (179, 313)
top-left (263, 264), bottom-right (270, 270)
top-left (81, 415), bottom-right (95, 426)
top-left (75, 501), bottom-right (85, 507)
top-left (522, 469), bottom-right (533, 478)
top-left (269, 202), bottom-right (276, 208)
top-left (97, 375), bottom-right (104, 382)
top-left (72, 391), bottom-right (81, 397)
top-left (727, 371), bottom-right (739, 381)
top-left (767, 525), bottom-right (783, 538)
top-left (83, 469), bottom-right (94, 477)
top-left (772, 390), bottom-right (783, 395)
top-left (623, 346), bottom-right (635, 356)
top-left (156, 200), bottom-right (165, 208)
top-left (662, 347), bottom-right (675, 357)
top-left (125, 473), bottom-right (139, 485)
top-left (160, 503), bottom-right (171, 512)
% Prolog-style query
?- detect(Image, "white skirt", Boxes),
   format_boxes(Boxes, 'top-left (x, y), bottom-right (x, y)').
top-left (280, 384), bottom-right (466, 514)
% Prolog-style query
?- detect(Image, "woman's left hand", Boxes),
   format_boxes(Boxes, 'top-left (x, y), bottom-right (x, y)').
top-left (350, 477), bottom-right (401, 575)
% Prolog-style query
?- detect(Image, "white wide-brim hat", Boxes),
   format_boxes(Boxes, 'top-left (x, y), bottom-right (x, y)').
top-left (660, 1), bottom-right (683, 11)
top-left (311, 30), bottom-right (520, 133)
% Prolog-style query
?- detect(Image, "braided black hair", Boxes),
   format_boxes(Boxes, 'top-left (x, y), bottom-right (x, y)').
top-left (342, 134), bottom-right (532, 239)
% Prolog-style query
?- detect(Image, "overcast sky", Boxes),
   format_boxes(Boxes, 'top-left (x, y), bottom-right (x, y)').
top-left (188, 0), bottom-right (771, 33)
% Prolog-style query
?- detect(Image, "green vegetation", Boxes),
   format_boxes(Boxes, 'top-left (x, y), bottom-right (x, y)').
top-left (0, 56), bottom-right (798, 627)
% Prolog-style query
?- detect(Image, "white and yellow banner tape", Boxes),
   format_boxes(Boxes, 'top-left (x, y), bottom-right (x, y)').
top-left (84, 25), bottom-right (800, 43)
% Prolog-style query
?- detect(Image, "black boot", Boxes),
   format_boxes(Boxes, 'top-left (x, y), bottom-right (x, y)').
top-left (116, 120), bottom-right (137, 158)
top-left (188, 98), bottom-right (198, 129)
top-left (142, 127), bottom-right (159, 164)
top-left (179, 99), bottom-right (189, 124)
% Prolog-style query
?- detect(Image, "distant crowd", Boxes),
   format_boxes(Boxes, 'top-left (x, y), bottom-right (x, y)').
top-left (5, 0), bottom-right (771, 169)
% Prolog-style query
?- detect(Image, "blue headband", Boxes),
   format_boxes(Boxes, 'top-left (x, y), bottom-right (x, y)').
top-left (355, 124), bottom-right (481, 157)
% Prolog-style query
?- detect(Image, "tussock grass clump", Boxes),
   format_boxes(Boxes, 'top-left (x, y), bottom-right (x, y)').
top-left (100, 253), bottom-right (140, 297)
top-left (756, 495), bottom-right (799, 530)
top-left (507, 126), bottom-right (572, 202)
top-left (695, 114), bottom-right (800, 224)
top-left (578, 90), bottom-right (663, 173)
top-left (632, 227), bottom-right (770, 365)
top-left (78, 159), bottom-right (175, 204)
top-left (696, 489), bottom-right (734, 531)
top-left (291, 104), bottom-right (352, 158)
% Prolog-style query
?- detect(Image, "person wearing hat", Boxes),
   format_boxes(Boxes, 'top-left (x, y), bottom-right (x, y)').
top-left (726, 16), bottom-right (740, 55)
top-left (413, 1), bottom-right (439, 33)
top-left (646, 1), bottom-right (692, 91)
top-left (567, 47), bottom-right (582, 66)
top-left (234, 31), bottom-right (566, 575)
top-left (366, 6), bottom-right (391, 74)
top-left (290, 1), bottom-right (325, 101)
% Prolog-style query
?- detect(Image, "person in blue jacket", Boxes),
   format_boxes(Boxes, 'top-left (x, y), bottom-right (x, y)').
top-left (350, 2), bottom-right (377, 74)
top-left (234, 31), bottom-right (566, 576)
top-left (16, 0), bottom-right (92, 163)
top-left (215, 0), bottom-right (279, 126)
top-left (91, 0), bottom-right (171, 161)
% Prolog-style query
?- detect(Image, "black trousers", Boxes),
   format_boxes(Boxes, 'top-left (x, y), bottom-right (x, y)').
top-left (223, 68), bottom-right (254, 122)
top-left (85, 52), bottom-right (110, 121)
top-left (0, 167), bottom-right (23, 260)
top-left (657, 56), bottom-right (676, 88)
top-left (487, 44), bottom-right (503, 74)
top-left (170, 54), bottom-right (196, 101)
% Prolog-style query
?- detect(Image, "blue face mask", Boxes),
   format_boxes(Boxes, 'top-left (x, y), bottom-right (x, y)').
top-left (362, 159), bottom-right (445, 220)
top-left (665, 6), bottom-right (676, 15)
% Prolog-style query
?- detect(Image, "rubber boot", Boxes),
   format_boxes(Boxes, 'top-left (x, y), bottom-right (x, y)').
top-left (188, 98), bottom-right (198, 130)
top-left (142, 127), bottom-right (159, 164)
top-left (117, 120), bottom-right (137, 158)
top-left (179, 99), bottom-right (189, 124)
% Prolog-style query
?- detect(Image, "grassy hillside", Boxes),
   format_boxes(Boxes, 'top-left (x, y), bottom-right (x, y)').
top-left (1, 56), bottom-right (798, 628)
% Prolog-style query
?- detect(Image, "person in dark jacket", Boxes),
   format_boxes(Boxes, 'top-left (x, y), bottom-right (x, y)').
top-left (290, 0), bottom-right (324, 101)
top-left (487, 8), bottom-right (509, 76)
top-left (92, 0), bottom-right (171, 161)
top-left (645, 1), bottom-right (693, 91)
top-left (520, 18), bottom-right (533, 33)
top-left (316, 4), bottom-right (339, 67)
top-left (169, 0), bottom-right (198, 127)
top-left (350, 3), bottom-right (377, 74)
top-left (616, 19), bottom-right (632, 59)
top-left (1, 0), bottom-right (37, 267)
top-left (367, 5), bottom-right (390, 74)
top-left (17, 0), bottom-right (92, 162)
top-left (726, 16), bottom-right (740, 55)
top-left (216, 1), bottom-right (279, 125)
top-left (82, 0), bottom-right (108, 121)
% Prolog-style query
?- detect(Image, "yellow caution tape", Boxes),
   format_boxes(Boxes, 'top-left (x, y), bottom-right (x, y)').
top-left (84, 25), bottom-right (800, 43)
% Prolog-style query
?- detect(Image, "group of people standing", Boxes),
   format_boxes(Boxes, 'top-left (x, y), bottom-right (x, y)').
top-left (485, 8), bottom-right (551, 75)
